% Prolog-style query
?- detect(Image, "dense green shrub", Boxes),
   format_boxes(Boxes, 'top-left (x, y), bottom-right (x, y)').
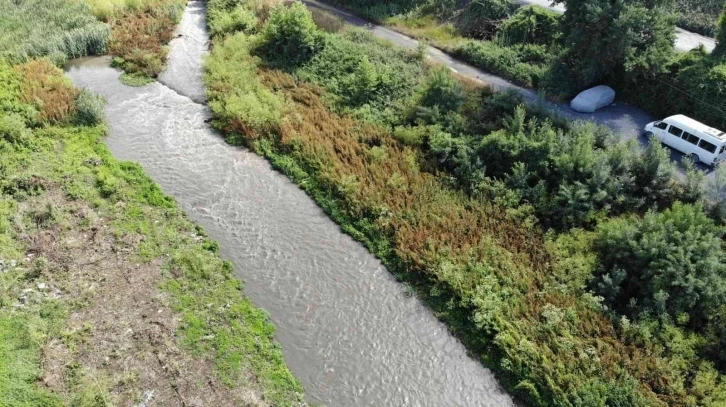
top-left (715, 4), bottom-right (726, 57)
top-left (453, 40), bottom-right (550, 88)
top-left (453, 0), bottom-right (516, 39)
top-left (259, 2), bottom-right (325, 67)
top-left (209, 5), bottom-right (259, 37)
top-left (498, 5), bottom-right (561, 46)
top-left (676, 0), bottom-right (723, 37)
top-left (557, 0), bottom-right (676, 96)
top-left (295, 28), bottom-right (425, 124)
top-left (327, 0), bottom-right (431, 21)
top-left (416, 67), bottom-right (466, 114)
top-left (205, 32), bottom-right (284, 138)
top-left (74, 89), bottom-right (106, 126)
top-left (594, 202), bottom-right (726, 329)
top-left (0, 0), bottom-right (109, 65)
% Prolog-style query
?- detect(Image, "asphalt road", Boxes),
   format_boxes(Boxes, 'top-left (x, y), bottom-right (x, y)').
top-left (301, 0), bottom-right (718, 178)
top-left (517, 0), bottom-right (716, 53)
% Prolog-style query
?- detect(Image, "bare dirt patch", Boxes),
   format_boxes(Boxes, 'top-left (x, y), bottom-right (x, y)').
top-left (13, 189), bottom-right (268, 406)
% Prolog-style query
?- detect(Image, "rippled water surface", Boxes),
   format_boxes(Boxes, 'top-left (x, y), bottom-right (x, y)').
top-left (66, 2), bottom-right (516, 406)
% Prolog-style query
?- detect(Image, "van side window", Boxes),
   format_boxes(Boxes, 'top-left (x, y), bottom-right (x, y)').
top-left (699, 139), bottom-right (717, 154)
top-left (655, 122), bottom-right (668, 130)
top-left (668, 126), bottom-right (684, 137)
top-left (720, 146), bottom-right (726, 155)
top-left (686, 133), bottom-right (700, 145)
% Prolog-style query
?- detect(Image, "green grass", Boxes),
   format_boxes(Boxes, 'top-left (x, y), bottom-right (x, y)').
top-left (0, 314), bottom-right (65, 407)
top-left (118, 71), bottom-right (155, 87)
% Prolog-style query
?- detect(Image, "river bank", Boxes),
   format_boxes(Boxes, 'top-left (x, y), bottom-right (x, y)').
top-left (0, 60), bottom-right (305, 406)
top-left (64, 1), bottom-right (518, 406)
top-left (1, 1), bottom-right (306, 405)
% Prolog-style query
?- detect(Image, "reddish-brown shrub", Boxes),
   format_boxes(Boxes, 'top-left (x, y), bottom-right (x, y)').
top-left (15, 59), bottom-right (79, 124)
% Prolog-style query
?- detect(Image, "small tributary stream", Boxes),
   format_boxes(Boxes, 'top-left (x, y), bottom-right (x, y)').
top-left (66, 2), bottom-right (516, 405)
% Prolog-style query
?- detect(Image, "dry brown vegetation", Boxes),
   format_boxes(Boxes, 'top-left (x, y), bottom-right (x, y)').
top-left (241, 65), bottom-right (717, 405)
top-left (14, 60), bottom-right (80, 124)
top-left (108, 0), bottom-right (185, 77)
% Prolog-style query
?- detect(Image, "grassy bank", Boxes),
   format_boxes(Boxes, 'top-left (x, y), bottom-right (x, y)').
top-left (0, 33), bottom-right (305, 407)
top-left (205, 1), bottom-right (726, 406)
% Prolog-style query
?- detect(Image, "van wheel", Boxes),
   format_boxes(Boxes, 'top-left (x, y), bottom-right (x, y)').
top-left (644, 131), bottom-right (654, 138)
top-left (689, 153), bottom-right (700, 164)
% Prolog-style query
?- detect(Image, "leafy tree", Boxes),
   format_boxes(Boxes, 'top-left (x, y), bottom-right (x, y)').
top-left (594, 202), bottom-right (726, 328)
top-left (454, 0), bottom-right (517, 39)
top-left (715, 3), bottom-right (726, 57)
top-left (557, 0), bottom-right (676, 93)
top-left (498, 5), bottom-right (562, 46)
top-left (259, 1), bottom-right (325, 67)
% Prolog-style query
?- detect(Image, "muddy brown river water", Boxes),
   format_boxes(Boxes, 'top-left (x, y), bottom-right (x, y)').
top-left (66, 2), bottom-right (516, 405)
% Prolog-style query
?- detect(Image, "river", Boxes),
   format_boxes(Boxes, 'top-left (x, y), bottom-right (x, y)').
top-left (66, 1), bottom-right (516, 406)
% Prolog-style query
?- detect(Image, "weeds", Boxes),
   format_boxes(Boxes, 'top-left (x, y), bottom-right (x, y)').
top-left (108, 0), bottom-right (186, 78)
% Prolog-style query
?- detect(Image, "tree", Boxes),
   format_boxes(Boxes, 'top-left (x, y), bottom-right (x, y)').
top-left (454, 0), bottom-right (517, 39)
top-left (593, 202), bottom-right (726, 328)
top-left (260, 1), bottom-right (325, 67)
top-left (715, 3), bottom-right (726, 57)
top-left (557, 0), bottom-right (676, 92)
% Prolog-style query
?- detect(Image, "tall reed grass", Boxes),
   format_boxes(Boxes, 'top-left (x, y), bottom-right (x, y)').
top-left (0, 0), bottom-right (109, 65)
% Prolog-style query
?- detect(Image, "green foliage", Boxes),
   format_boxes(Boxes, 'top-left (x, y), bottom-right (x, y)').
top-left (619, 51), bottom-right (726, 132)
top-left (74, 90), bottom-right (106, 126)
top-left (0, 314), bottom-right (65, 407)
top-left (557, 0), bottom-right (676, 95)
top-left (259, 1), bottom-right (325, 67)
top-left (107, 0), bottom-right (186, 77)
top-left (498, 5), bottom-right (561, 46)
top-left (0, 0), bottom-right (109, 65)
top-left (206, 0), bottom-right (726, 405)
top-left (594, 202), bottom-right (726, 329)
top-left (676, 0), bottom-right (724, 37)
top-left (295, 28), bottom-right (425, 124)
top-left (327, 0), bottom-right (431, 21)
top-left (454, 40), bottom-right (551, 88)
top-left (1, 54), bottom-right (305, 406)
top-left (416, 67), bottom-right (466, 114)
top-left (715, 4), bottom-right (726, 57)
top-left (209, 5), bottom-right (259, 37)
top-left (205, 32), bottom-right (284, 137)
top-left (118, 71), bottom-right (155, 87)
top-left (453, 0), bottom-right (516, 39)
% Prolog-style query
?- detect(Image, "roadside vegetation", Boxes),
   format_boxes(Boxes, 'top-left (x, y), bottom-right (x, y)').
top-left (677, 0), bottom-right (724, 37)
top-left (0, 2), bottom-right (307, 406)
top-left (326, 0), bottom-right (726, 131)
top-left (205, 1), bottom-right (726, 406)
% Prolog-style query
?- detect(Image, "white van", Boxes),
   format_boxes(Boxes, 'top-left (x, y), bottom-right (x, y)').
top-left (644, 115), bottom-right (726, 166)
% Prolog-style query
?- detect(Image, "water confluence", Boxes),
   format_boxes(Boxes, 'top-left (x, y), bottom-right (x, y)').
top-left (66, 2), bottom-right (516, 406)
